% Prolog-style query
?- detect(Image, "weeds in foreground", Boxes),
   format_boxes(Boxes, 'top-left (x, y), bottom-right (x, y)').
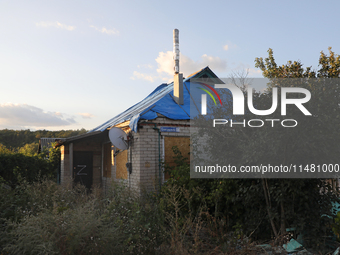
top-left (0, 179), bottom-right (262, 255)
top-left (0, 180), bottom-right (165, 254)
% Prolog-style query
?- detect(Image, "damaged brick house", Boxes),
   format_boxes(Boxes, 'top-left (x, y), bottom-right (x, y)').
top-left (58, 66), bottom-right (220, 193)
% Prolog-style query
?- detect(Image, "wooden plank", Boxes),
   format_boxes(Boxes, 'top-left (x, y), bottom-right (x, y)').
top-left (103, 143), bottom-right (112, 178)
top-left (164, 136), bottom-right (190, 180)
top-left (116, 150), bottom-right (128, 179)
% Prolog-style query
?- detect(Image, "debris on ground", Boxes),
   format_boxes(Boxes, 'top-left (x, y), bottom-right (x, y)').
top-left (254, 239), bottom-right (317, 255)
top-left (334, 247), bottom-right (340, 255)
top-left (283, 239), bottom-right (303, 253)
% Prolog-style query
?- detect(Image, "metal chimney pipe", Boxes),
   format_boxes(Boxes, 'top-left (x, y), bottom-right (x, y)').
top-left (173, 29), bottom-right (183, 105)
top-left (173, 29), bottom-right (179, 74)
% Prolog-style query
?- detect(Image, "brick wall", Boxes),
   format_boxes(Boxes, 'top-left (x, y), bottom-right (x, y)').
top-left (60, 144), bottom-right (72, 188)
top-left (60, 117), bottom-right (190, 195)
top-left (125, 117), bottom-right (191, 194)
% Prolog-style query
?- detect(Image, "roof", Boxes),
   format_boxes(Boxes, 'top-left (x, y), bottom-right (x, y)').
top-left (57, 130), bottom-right (111, 146)
top-left (89, 66), bottom-right (220, 133)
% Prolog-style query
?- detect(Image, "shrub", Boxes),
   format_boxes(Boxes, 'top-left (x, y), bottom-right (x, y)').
top-left (1, 180), bottom-right (165, 254)
top-left (163, 146), bottom-right (339, 253)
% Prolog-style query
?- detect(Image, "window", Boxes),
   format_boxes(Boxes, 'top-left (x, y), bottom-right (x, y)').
top-left (164, 136), bottom-right (190, 180)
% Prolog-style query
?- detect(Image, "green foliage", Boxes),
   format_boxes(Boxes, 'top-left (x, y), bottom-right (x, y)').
top-left (103, 183), bottom-right (165, 254)
top-left (0, 128), bottom-right (85, 185)
top-left (2, 175), bottom-right (331, 254)
top-left (0, 153), bottom-right (54, 185)
top-left (0, 143), bottom-right (61, 186)
top-left (332, 211), bottom-right (340, 240)
top-left (255, 48), bottom-right (316, 78)
top-left (0, 153), bottom-right (49, 184)
top-left (0, 180), bottom-right (165, 255)
top-left (0, 177), bottom-right (257, 255)
top-left (163, 147), bottom-right (244, 231)
top-left (0, 143), bottom-right (13, 154)
top-left (255, 47), bottom-right (340, 79)
top-left (161, 150), bottom-right (267, 253)
top-left (166, 149), bottom-right (337, 252)
top-left (242, 48), bottom-right (340, 247)
top-left (0, 179), bottom-right (30, 226)
top-left (0, 128), bottom-right (87, 150)
top-left (165, 48), bottom-right (340, 253)
top-left (17, 142), bottom-right (39, 156)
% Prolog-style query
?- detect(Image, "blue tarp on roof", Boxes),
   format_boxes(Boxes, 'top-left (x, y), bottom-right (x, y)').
top-left (129, 82), bottom-right (192, 131)
top-left (89, 67), bottom-right (215, 133)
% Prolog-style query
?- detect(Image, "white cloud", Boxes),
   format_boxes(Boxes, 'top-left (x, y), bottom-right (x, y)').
top-left (90, 25), bottom-right (119, 35)
top-left (131, 51), bottom-right (227, 83)
top-left (156, 51), bottom-right (227, 77)
top-left (36, 21), bottom-right (76, 31)
top-left (0, 103), bottom-right (76, 129)
top-left (78, 113), bottom-right (95, 119)
top-left (223, 42), bottom-right (239, 51)
top-left (137, 64), bottom-right (154, 69)
top-left (130, 71), bottom-right (156, 82)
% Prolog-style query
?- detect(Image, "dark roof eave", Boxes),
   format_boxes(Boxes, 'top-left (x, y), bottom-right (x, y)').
top-left (57, 130), bottom-right (104, 146)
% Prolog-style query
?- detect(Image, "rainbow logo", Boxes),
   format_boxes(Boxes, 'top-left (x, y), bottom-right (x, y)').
top-left (197, 82), bottom-right (222, 106)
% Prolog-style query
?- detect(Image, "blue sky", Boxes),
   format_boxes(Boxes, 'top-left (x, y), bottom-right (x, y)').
top-left (0, 0), bottom-right (339, 131)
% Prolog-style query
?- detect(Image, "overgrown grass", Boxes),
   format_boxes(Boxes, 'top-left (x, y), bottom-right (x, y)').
top-left (0, 180), bottom-right (164, 254)
top-left (0, 179), bottom-right (259, 255)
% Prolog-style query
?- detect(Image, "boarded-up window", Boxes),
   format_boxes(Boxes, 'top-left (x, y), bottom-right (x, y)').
top-left (116, 150), bottom-right (128, 179)
top-left (164, 136), bottom-right (190, 180)
top-left (103, 143), bottom-right (112, 178)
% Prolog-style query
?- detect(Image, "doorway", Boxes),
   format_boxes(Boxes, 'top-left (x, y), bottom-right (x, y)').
top-left (73, 151), bottom-right (93, 190)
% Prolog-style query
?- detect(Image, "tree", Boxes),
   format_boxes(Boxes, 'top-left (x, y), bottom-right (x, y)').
top-left (253, 49), bottom-right (339, 243)
top-left (189, 48), bottom-right (340, 250)
top-left (0, 129), bottom-right (87, 150)
top-left (17, 143), bottom-right (39, 156)
top-left (0, 144), bottom-right (12, 155)
top-left (252, 48), bottom-right (340, 244)
top-left (255, 47), bottom-right (340, 78)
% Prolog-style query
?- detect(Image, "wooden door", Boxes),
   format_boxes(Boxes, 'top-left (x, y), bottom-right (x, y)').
top-left (73, 151), bottom-right (93, 190)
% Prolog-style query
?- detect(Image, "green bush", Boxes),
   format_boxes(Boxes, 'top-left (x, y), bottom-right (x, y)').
top-left (0, 180), bottom-right (165, 255)
top-left (163, 146), bottom-right (339, 252)
top-left (0, 145), bottom-right (60, 186)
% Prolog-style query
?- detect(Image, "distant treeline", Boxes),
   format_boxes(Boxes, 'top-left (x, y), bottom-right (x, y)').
top-left (0, 129), bottom-right (87, 149)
